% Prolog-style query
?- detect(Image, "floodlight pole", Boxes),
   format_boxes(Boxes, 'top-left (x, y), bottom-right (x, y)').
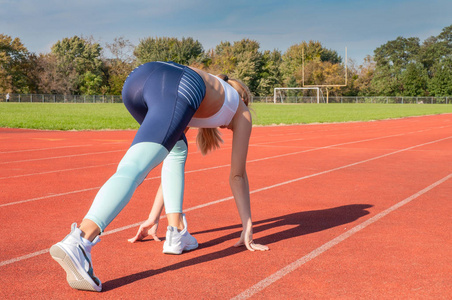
top-left (302, 47), bottom-right (304, 86)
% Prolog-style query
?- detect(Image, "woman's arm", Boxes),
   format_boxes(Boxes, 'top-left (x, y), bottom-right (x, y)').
top-left (128, 184), bottom-right (164, 243)
top-left (229, 102), bottom-right (269, 251)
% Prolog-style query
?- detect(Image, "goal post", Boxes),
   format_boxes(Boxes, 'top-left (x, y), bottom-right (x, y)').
top-left (273, 87), bottom-right (321, 103)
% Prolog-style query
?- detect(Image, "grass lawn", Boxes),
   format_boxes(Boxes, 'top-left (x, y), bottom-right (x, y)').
top-left (0, 103), bottom-right (451, 130)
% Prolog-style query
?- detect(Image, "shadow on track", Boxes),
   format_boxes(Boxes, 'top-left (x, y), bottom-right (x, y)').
top-left (103, 204), bottom-right (372, 291)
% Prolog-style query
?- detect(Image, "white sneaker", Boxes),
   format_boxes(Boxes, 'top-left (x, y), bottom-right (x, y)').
top-left (50, 223), bottom-right (102, 292)
top-left (163, 214), bottom-right (198, 255)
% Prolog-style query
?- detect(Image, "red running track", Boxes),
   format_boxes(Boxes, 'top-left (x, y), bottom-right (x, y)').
top-left (1, 114), bottom-right (451, 299)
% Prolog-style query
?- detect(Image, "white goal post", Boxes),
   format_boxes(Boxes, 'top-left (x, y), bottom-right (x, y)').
top-left (273, 87), bottom-right (321, 103)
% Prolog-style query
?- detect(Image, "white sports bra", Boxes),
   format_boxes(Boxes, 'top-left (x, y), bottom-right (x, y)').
top-left (188, 75), bottom-right (240, 128)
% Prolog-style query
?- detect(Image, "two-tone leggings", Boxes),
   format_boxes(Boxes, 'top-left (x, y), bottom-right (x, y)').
top-left (84, 61), bottom-right (206, 232)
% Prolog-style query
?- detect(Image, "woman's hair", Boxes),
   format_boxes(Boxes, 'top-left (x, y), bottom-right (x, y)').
top-left (217, 74), bottom-right (251, 106)
top-left (197, 74), bottom-right (251, 155)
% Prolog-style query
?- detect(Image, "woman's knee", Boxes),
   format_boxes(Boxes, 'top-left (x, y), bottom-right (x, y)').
top-left (164, 139), bottom-right (188, 164)
top-left (117, 142), bottom-right (169, 184)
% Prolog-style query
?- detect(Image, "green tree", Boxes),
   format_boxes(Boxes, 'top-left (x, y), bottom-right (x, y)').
top-left (80, 71), bottom-right (103, 95)
top-left (210, 41), bottom-right (236, 74)
top-left (134, 37), bottom-right (203, 65)
top-left (419, 36), bottom-right (444, 76)
top-left (280, 41), bottom-right (342, 88)
top-left (50, 36), bottom-right (104, 94)
top-left (438, 24), bottom-right (452, 43)
top-left (256, 50), bottom-right (282, 96)
top-left (0, 34), bottom-right (35, 93)
top-left (428, 58), bottom-right (452, 96)
top-left (401, 63), bottom-right (428, 96)
top-left (320, 48), bottom-right (342, 64)
top-left (208, 38), bottom-right (263, 94)
top-left (230, 39), bottom-right (263, 93)
top-left (371, 36), bottom-right (421, 95)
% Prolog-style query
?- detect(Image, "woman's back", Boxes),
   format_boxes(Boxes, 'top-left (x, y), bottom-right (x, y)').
top-left (190, 67), bottom-right (225, 118)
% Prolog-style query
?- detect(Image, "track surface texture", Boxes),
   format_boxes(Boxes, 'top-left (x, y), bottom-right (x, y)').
top-left (1, 114), bottom-right (451, 299)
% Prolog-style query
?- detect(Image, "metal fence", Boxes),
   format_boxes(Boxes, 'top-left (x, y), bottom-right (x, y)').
top-left (1, 94), bottom-right (451, 104)
top-left (0, 94), bottom-right (123, 103)
top-left (253, 96), bottom-right (452, 104)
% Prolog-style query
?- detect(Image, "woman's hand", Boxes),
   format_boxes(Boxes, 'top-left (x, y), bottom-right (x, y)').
top-left (233, 228), bottom-right (269, 252)
top-left (128, 219), bottom-right (161, 243)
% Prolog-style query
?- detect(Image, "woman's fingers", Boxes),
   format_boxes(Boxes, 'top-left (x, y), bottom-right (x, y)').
top-left (128, 221), bottom-right (158, 243)
top-left (245, 240), bottom-right (255, 252)
top-left (249, 242), bottom-right (269, 251)
top-left (150, 232), bottom-right (161, 242)
top-left (128, 232), bottom-right (142, 243)
top-left (233, 236), bottom-right (269, 251)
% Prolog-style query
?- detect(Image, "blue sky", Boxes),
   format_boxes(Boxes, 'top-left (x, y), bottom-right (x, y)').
top-left (1, 0), bottom-right (451, 65)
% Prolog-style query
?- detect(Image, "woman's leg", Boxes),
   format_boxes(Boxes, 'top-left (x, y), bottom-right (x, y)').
top-left (50, 141), bottom-right (169, 292)
top-left (83, 141), bottom-right (169, 234)
top-left (160, 136), bottom-right (198, 254)
top-left (161, 138), bottom-right (188, 230)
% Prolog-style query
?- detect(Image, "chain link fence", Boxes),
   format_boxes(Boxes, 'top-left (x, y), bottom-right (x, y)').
top-left (252, 96), bottom-right (451, 104)
top-left (1, 94), bottom-right (451, 104)
top-left (0, 94), bottom-right (123, 103)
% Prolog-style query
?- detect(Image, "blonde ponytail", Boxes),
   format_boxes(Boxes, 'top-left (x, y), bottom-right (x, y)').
top-left (196, 74), bottom-right (251, 155)
top-left (196, 128), bottom-right (223, 155)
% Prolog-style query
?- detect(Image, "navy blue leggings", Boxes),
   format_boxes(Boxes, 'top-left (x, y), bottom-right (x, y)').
top-left (122, 61), bottom-right (206, 150)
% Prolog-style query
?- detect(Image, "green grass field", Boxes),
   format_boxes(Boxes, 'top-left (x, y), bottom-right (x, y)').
top-left (0, 103), bottom-right (451, 130)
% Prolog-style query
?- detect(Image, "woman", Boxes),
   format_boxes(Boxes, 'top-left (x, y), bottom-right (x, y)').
top-left (50, 61), bottom-right (268, 292)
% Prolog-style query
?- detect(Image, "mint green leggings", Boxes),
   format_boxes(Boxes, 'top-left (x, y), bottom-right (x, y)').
top-left (84, 140), bottom-right (187, 232)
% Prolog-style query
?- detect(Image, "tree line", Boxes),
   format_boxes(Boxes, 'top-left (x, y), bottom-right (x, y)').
top-left (1, 24), bottom-right (451, 97)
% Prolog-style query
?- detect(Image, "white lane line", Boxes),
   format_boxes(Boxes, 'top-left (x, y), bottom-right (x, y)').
top-left (0, 126), bottom-right (442, 179)
top-left (231, 172), bottom-right (452, 300)
top-left (0, 188), bottom-right (101, 208)
top-left (0, 163), bottom-right (233, 208)
top-left (0, 163), bottom-right (117, 180)
top-left (0, 132), bottom-right (416, 203)
top-left (1, 135), bottom-right (450, 208)
top-left (0, 144), bottom-right (93, 154)
top-left (1, 136), bottom-right (450, 267)
top-left (0, 249), bottom-right (51, 267)
top-left (0, 149), bottom-right (125, 165)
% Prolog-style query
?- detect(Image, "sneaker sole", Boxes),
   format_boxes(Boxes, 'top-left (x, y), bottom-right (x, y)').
top-left (163, 242), bottom-right (199, 255)
top-left (50, 245), bottom-right (102, 292)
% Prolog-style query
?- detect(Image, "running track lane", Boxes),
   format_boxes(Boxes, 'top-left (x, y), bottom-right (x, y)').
top-left (0, 114), bottom-right (451, 299)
